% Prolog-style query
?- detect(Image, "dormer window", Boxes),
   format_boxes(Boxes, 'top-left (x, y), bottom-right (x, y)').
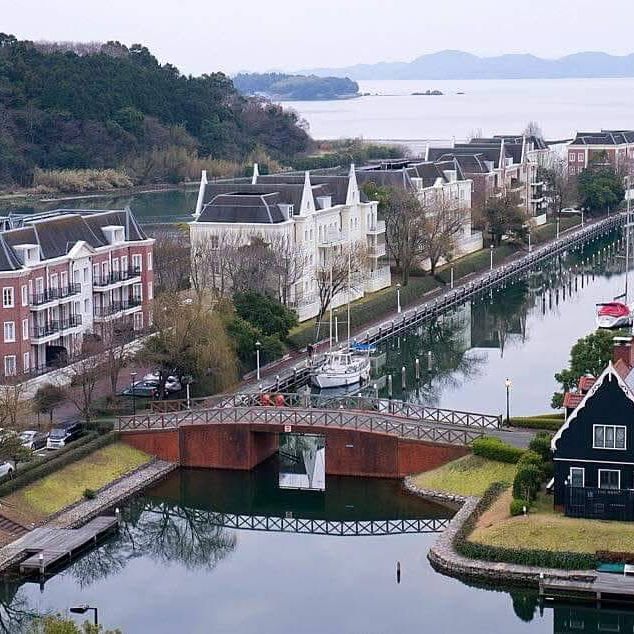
top-left (102, 226), bottom-right (125, 245)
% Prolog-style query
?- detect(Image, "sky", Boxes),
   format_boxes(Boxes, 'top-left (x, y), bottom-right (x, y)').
top-left (2, 0), bottom-right (634, 76)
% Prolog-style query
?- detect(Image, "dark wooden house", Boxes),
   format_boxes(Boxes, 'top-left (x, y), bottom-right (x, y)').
top-left (552, 361), bottom-right (634, 520)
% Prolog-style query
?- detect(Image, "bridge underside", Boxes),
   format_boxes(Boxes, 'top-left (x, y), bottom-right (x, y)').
top-left (122, 423), bottom-right (469, 478)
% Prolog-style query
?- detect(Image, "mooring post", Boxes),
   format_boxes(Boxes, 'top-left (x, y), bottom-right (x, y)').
top-left (401, 366), bottom-right (406, 391)
top-left (39, 553), bottom-right (44, 576)
top-left (427, 350), bottom-right (433, 372)
top-left (415, 358), bottom-right (420, 382)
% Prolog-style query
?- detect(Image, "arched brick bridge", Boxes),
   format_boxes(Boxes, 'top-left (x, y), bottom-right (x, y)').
top-left (119, 395), bottom-right (500, 478)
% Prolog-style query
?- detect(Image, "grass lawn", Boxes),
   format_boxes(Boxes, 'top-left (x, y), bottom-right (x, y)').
top-left (412, 455), bottom-right (517, 497)
top-left (470, 490), bottom-right (634, 554)
top-left (3, 443), bottom-right (151, 523)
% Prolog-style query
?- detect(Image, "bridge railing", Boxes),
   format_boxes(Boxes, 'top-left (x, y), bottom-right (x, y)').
top-left (148, 392), bottom-right (501, 429)
top-left (119, 406), bottom-right (485, 446)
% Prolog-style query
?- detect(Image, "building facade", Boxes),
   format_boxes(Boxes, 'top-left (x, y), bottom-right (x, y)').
top-left (0, 209), bottom-right (154, 381)
top-left (355, 158), bottom-right (483, 259)
top-left (190, 166), bottom-right (391, 322)
top-left (567, 130), bottom-right (634, 178)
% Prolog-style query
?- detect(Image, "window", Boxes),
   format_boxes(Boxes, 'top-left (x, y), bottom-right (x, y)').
top-left (598, 469), bottom-right (620, 490)
top-left (83, 267), bottom-right (88, 282)
top-left (22, 319), bottom-right (28, 341)
top-left (594, 425), bottom-right (626, 449)
top-left (210, 236), bottom-right (219, 249)
top-left (578, 152), bottom-right (584, 162)
top-left (21, 285), bottom-right (27, 307)
top-left (147, 252), bottom-right (153, 271)
top-left (60, 271), bottom-right (68, 288)
top-left (133, 312), bottom-right (144, 331)
top-left (569, 467), bottom-right (585, 488)
top-left (84, 298), bottom-right (89, 313)
top-left (570, 153), bottom-right (576, 163)
top-left (132, 254), bottom-right (142, 273)
top-left (148, 281), bottom-right (153, 301)
top-left (2, 287), bottom-right (14, 308)
top-left (3, 356), bottom-right (16, 377)
top-left (3, 321), bottom-right (15, 343)
top-left (23, 352), bottom-right (29, 372)
top-left (133, 283), bottom-right (143, 302)
top-left (92, 264), bottom-right (99, 281)
top-left (50, 273), bottom-right (58, 289)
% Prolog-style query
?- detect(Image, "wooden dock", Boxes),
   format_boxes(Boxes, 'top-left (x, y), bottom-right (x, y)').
top-left (540, 572), bottom-right (634, 605)
top-left (2, 516), bottom-right (119, 575)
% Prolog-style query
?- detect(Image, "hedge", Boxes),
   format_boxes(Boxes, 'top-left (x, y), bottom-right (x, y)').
top-left (471, 437), bottom-right (525, 464)
top-left (510, 498), bottom-right (529, 516)
top-left (528, 434), bottom-right (553, 463)
top-left (508, 417), bottom-right (563, 431)
top-left (512, 465), bottom-right (542, 501)
top-left (455, 482), bottom-right (597, 570)
top-left (0, 432), bottom-right (119, 497)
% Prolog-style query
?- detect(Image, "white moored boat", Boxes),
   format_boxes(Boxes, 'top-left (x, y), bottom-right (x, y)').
top-left (311, 350), bottom-right (371, 389)
top-left (596, 302), bottom-right (633, 329)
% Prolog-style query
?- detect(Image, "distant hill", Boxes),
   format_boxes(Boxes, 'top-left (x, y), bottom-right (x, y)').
top-left (302, 50), bottom-right (634, 80)
top-left (0, 35), bottom-right (312, 186)
top-left (233, 73), bottom-right (359, 100)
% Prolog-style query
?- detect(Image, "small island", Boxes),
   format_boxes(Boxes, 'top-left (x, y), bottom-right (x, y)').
top-left (412, 89), bottom-right (444, 96)
top-left (233, 72), bottom-right (360, 101)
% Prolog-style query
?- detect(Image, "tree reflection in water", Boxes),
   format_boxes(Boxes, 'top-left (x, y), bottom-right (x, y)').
top-left (69, 498), bottom-right (237, 589)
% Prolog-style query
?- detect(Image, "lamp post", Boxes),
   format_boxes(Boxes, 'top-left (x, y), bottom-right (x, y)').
top-left (373, 383), bottom-right (378, 400)
top-left (528, 228), bottom-right (532, 253)
top-left (556, 216), bottom-right (560, 239)
top-left (490, 244), bottom-right (494, 271)
top-left (255, 341), bottom-right (261, 381)
top-left (70, 605), bottom-right (98, 627)
top-left (130, 371), bottom-right (137, 416)
top-left (396, 283), bottom-right (401, 314)
top-left (504, 377), bottom-right (512, 426)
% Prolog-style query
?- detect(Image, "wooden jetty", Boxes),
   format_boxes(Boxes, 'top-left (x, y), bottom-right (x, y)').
top-left (540, 572), bottom-right (634, 605)
top-left (2, 516), bottom-right (119, 575)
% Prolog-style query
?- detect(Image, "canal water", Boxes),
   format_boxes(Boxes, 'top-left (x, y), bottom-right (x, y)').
top-left (364, 232), bottom-right (629, 417)
top-left (5, 463), bottom-right (631, 633)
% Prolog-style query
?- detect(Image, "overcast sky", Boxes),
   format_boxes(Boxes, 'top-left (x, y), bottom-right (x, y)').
top-left (3, 0), bottom-right (634, 75)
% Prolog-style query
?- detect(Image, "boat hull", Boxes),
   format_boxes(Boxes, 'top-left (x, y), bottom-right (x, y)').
top-left (310, 359), bottom-right (371, 389)
top-left (597, 315), bottom-right (632, 329)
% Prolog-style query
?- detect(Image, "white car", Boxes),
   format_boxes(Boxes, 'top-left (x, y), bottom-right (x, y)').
top-left (0, 462), bottom-right (15, 478)
top-left (143, 372), bottom-right (182, 393)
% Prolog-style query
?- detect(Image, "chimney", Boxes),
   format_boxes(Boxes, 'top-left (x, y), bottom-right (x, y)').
top-left (613, 336), bottom-right (634, 367)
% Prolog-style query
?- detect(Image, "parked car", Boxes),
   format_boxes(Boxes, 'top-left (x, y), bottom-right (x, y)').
top-left (0, 462), bottom-right (14, 478)
top-left (47, 421), bottom-right (82, 450)
top-left (119, 380), bottom-right (159, 398)
top-left (143, 372), bottom-right (182, 393)
top-left (19, 430), bottom-right (48, 450)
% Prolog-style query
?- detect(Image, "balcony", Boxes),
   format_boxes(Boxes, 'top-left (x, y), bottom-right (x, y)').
top-left (366, 220), bottom-right (386, 235)
top-left (364, 267), bottom-right (391, 293)
top-left (93, 298), bottom-right (142, 319)
top-left (367, 242), bottom-right (387, 258)
top-left (30, 314), bottom-right (82, 341)
top-left (93, 267), bottom-right (142, 289)
top-left (318, 229), bottom-right (349, 248)
top-left (30, 283), bottom-right (81, 307)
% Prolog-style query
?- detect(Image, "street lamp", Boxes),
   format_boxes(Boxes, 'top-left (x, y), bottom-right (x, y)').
top-left (373, 383), bottom-right (378, 400)
top-left (396, 283), bottom-right (402, 314)
top-left (255, 340), bottom-right (261, 381)
top-left (70, 605), bottom-right (98, 627)
top-left (528, 228), bottom-right (532, 253)
top-left (490, 244), bottom-right (494, 271)
top-left (130, 371), bottom-right (137, 416)
top-left (504, 378), bottom-right (512, 425)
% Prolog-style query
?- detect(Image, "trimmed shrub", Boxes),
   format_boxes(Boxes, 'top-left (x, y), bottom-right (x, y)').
top-left (510, 498), bottom-right (529, 516)
top-left (528, 433), bottom-right (553, 463)
top-left (512, 465), bottom-right (542, 501)
top-left (508, 417), bottom-right (563, 431)
top-left (517, 450), bottom-right (544, 472)
top-left (83, 488), bottom-right (96, 499)
top-left (471, 437), bottom-right (525, 464)
top-left (454, 482), bottom-right (597, 570)
top-left (0, 432), bottom-right (119, 497)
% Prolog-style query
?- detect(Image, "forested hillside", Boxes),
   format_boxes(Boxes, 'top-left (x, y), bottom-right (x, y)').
top-left (0, 35), bottom-right (313, 186)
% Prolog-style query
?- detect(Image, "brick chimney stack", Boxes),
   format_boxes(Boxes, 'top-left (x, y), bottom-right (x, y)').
top-left (613, 336), bottom-right (634, 367)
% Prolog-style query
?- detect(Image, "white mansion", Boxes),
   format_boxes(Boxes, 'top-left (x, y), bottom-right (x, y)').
top-left (190, 166), bottom-right (391, 321)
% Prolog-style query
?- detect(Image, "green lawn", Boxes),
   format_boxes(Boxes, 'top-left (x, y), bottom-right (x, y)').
top-left (412, 455), bottom-right (517, 497)
top-left (470, 490), bottom-right (634, 554)
top-left (4, 443), bottom-right (151, 521)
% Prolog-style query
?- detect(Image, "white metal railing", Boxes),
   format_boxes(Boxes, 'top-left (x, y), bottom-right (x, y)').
top-left (367, 220), bottom-right (386, 234)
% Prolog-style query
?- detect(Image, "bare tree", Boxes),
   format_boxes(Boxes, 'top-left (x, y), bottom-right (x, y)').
top-left (383, 188), bottom-right (427, 285)
top-left (269, 234), bottom-right (310, 306)
top-left (100, 317), bottom-right (135, 396)
top-left (0, 382), bottom-right (30, 429)
top-left (151, 226), bottom-right (191, 294)
top-left (64, 338), bottom-right (104, 423)
top-left (229, 235), bottom-right (278, 295)
top-left (523, 120), bottom-right (545, 141)
top-left (315, 242), bottom-right (368, 338)
top-left (539, 157), bottom-right (577, 217)
top-left (421, 193), bottom-right (468, 276)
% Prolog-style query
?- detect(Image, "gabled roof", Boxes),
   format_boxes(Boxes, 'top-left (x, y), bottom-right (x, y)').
top-left (552, 362), bottom-right (634, 450)
top-left (571, 130), bottom-right (634, 146)
top-left (197, 192), bottom-right (289, 224)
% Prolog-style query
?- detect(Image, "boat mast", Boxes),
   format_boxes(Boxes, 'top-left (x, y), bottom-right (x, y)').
top-left (627, 176), bottom-right (632, 305)
top-left (347, 250), bottom-right (351, 345)
top-left (329, 264), bottom-right (333, 351)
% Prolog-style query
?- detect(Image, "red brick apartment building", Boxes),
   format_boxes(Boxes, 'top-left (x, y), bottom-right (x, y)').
top-left (567, 130), bottom-right (634, 177)
top-left (0, 209), bottom-right (154, 380)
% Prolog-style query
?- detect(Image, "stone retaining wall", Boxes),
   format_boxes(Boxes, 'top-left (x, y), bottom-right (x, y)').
top-left (404, 478), bottom-right (596, 587)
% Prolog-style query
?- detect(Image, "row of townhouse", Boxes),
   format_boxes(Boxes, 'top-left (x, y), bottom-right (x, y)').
top-left (190, 166), bottom-right (391, 322)
top-left (426, 134), bottom-right (551, 224)
top-left (566, 129), bottom-right (634, 178)
top-left (0, 209), bottom-right (154, 381)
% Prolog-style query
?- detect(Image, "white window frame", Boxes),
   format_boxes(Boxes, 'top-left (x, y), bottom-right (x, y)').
top-left (570, 153), bottom-right (576, 163)
top-left (148, 281), bottom-right (153, 301)
top-left (21, 285), bottom-right (27, 307)
top-left (132, 254), bottom-right (142, 273)
top-left (2, 287), bottom-right (14, 308)
top-left (23, 351), bottom-right (30, 372)
top-left (3, 321), bottom-right (15, 343)
top-left (147, 252), bottom-right (153, 271)
top-left (3, 355), bottom-right (16, 377)
top-left (22, 318), bottom-right (28, 341)
top-left (569, 467), bottom-right (585, 488)
top-left (133, 311), bottom-right (144, 331)
top-left (50, 273), bottom-right (58, 289)
top-left (578, 152), bottom-right (584, 163)
top-left (598, 469), bottom-right (621, 490)
top-left (593, 424), bottom-right (627, 450)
